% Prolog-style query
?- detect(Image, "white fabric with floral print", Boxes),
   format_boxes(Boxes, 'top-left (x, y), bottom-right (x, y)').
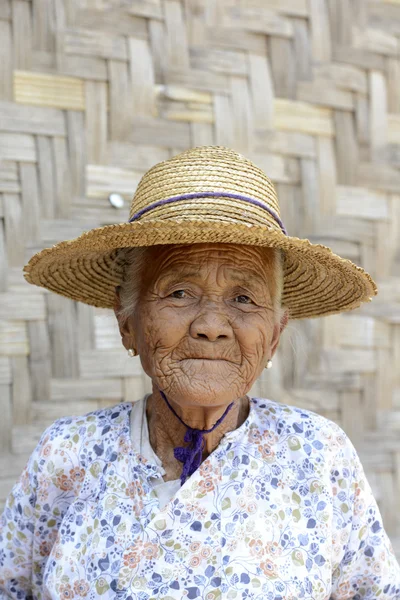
top-left (0, 396), bottom-right (399, 600)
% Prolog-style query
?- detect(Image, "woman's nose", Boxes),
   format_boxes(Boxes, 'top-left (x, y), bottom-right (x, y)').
top-left (189, 310), bottom-right (232, 341)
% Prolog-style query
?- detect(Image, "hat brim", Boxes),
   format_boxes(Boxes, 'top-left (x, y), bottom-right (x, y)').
top-left (23, 218), bottom-right (377, 319)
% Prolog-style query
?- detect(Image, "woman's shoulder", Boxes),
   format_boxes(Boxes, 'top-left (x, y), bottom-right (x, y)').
top-left (29, 401), bottom-right (134, 481)
top-left (249, 396), bottom-right (353, 459)
top-left (41, 401), bottom-right (133, 443)
top-left (251, 396), bottom-right (343, 431)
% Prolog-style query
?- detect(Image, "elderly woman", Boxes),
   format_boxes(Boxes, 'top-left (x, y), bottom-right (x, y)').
top-left (1, 146), bottom-right (399, 600)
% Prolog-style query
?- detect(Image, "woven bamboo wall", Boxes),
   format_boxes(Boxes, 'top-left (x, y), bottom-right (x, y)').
top-left (0, 0), bottom-right (400, 558)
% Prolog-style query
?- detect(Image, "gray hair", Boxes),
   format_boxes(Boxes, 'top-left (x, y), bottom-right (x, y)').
top-left (115, 245), bottom-right (286, 325)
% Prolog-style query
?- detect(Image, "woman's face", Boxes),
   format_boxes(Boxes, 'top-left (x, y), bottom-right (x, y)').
top-left (116, 243), bottom-right (286, 408)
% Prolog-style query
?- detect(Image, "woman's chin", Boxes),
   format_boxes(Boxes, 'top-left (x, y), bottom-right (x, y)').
top-left (163, 364), bottom-right (248, 407)
top-left (170, 387), bottom-right (237, 408)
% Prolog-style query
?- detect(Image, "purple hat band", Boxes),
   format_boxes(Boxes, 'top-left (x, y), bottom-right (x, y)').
top-left (128, 191), bottom-right (288, 236)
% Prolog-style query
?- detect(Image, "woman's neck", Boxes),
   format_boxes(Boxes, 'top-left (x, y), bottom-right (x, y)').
top-left (146, 386), bottom-right (249, 481)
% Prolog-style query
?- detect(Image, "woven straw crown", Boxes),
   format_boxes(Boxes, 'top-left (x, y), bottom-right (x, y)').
top-left (23, 145), bottom-right (377, 319)
top-left (127, 146), bottom-right (285, 234)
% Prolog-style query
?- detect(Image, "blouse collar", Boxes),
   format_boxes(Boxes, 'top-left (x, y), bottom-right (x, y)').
top-left (125, 394), bottom-right (256, 481)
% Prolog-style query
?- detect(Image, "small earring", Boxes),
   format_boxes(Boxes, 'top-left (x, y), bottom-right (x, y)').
top-left (128, 348), bottom-right (137, 357)
top-left (266, 359), bottom-right (272, 369)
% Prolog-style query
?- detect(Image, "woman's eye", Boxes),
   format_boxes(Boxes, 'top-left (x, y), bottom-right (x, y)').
top-left (170, 290), bottom-right (187, 298)
top-left (234, 295), bottom-right (253, 304)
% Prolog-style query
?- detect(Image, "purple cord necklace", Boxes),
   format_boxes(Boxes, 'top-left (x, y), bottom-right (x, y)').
top-left (159, 390), bottom-right (234, 485)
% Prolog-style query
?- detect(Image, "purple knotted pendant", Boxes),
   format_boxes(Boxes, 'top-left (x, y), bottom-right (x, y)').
top-left (159, 390), bottom-right (234, 485)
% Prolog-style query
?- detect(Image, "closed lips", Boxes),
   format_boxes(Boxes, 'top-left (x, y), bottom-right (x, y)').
top-left (180, 357), bottom-right (238, 363)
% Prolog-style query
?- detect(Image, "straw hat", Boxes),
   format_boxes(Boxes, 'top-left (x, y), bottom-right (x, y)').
top-left (23, 145), bottom-right (377, 319)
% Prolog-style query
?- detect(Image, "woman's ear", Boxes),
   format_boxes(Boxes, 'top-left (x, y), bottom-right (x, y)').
top-left (113, 285), bottom-right (122, 311)
top-left (113, 286), bottom-right (137, 352)
top-left (280, 309), bottom-right (289, 334)
top-left (270, 309), bottom-right (289, 359)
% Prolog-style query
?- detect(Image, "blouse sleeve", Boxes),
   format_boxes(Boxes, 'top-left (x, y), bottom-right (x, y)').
top-left (0, 424), bottom-right (54, 599)
top-left (329, 432), bottom-right (400, 599)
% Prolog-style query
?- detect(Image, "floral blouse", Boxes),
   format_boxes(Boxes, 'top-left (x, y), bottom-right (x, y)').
top-left (1, 397), bottom-right (399, 600)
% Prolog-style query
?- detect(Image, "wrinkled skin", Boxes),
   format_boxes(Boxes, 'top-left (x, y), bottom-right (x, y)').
top-left (114, 243), bottom-right (288, 480)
